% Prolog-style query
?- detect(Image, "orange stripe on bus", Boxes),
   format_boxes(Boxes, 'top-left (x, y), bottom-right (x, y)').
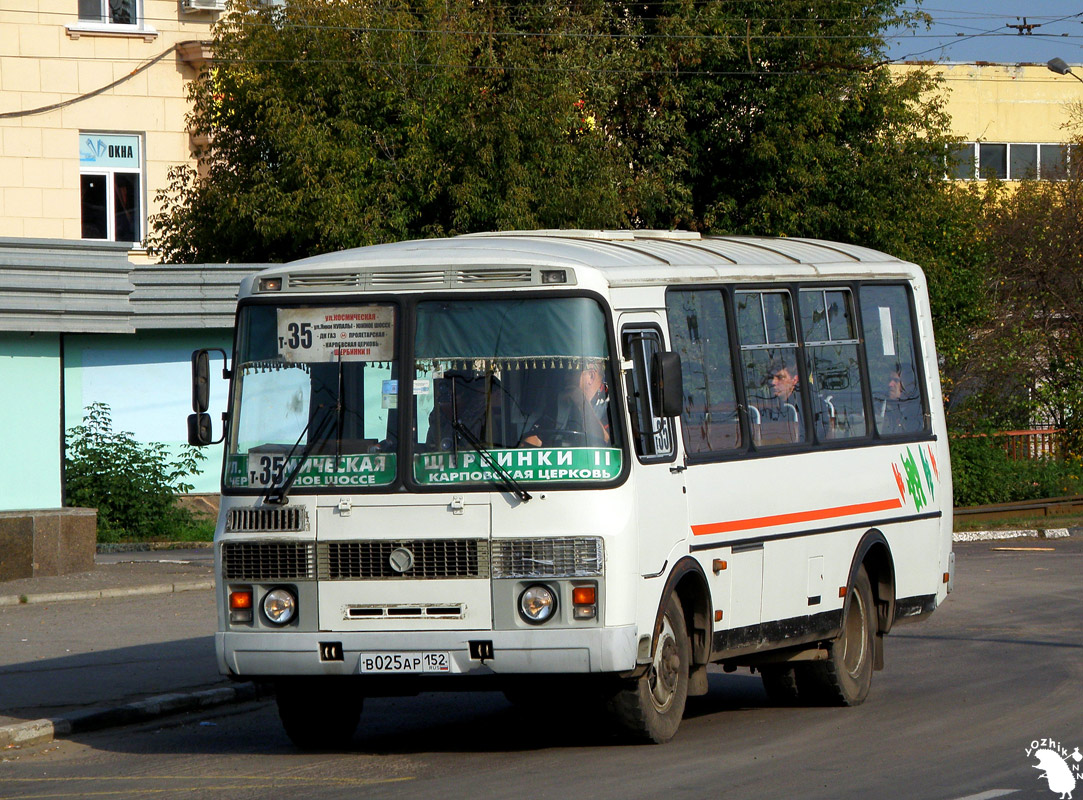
top-left (691, 497), bottom-right (904, 536)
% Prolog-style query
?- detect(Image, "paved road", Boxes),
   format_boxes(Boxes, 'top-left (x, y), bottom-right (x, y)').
top-left (1, 540), bottom-right (1080, 800)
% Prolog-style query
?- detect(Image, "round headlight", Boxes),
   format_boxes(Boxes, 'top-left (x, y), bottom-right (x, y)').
top-left (262, 588), bottom-right (297, 625)
top-left (519, 584), bottom-right (557, 624)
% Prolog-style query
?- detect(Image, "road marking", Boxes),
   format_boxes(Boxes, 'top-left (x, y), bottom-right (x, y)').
top-left (949, 790), bottom-right (1018, 800)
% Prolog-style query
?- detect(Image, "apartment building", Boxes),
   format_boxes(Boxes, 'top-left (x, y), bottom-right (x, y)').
top-left (1, 0), bottom-right (222, 253)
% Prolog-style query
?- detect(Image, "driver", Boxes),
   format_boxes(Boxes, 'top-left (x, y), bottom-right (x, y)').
top-left (520, 360), bottom-right (610, 447)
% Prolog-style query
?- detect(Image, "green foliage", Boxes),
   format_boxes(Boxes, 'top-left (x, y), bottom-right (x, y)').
top-left (950, 436), bottom-right (1083, 507)
top-left (148, 1), bottom-right (973, 267)
top-left (65, 403), bottom-right (208, 541)
top-left (947, 170), bottom-right (1083, 449)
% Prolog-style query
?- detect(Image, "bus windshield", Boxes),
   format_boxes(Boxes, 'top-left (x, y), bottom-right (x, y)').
top-left (225, 303), bottom-right (399, 492)
top-left (411, 297), bottom-right (622, 487)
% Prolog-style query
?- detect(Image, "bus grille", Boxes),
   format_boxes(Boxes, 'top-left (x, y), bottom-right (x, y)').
top-left (226, 507), bottom-right (309, 532)
top-left (317, 540), bottom-right (490, 580)
top-left (222, 542), bottom-right (316, 581)
top-left (491, 537), bottom-right (604, 578)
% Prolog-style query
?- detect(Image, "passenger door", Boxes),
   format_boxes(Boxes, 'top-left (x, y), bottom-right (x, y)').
top-left (619, 316), bottom-right (687, 579)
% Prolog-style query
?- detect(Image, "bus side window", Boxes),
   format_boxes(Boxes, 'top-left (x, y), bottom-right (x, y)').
top-left (736, 290), bottom-right (805, 447)
top-left (665, 290), bottom-right (741, 456)
top-left (621, 328), bottom-right (674, 460)
top-left (860, 285), bottom-right (927, 437)
top-left (799, 288), bottom-right (866, 441)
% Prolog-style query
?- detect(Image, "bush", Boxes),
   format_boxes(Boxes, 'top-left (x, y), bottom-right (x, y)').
top-left (65, 403), bottom-right (208, 541)
top-left (950, 435), bottom-right (1083, 507)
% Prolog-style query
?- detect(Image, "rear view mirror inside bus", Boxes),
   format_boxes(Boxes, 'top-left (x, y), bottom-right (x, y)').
top-left (651, 351), bottom-right (683, 418)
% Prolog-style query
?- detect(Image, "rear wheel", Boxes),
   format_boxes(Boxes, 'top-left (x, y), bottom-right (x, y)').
top-left (275, 678), bottom-right (363, 751)
top-left (798, 565), bottom-right (876, 706)
top-left (607, 593), bottom-right (690, 743)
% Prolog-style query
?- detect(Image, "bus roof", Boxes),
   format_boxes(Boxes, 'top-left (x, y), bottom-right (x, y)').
top-left (248, 231), bottom-right (918, 295)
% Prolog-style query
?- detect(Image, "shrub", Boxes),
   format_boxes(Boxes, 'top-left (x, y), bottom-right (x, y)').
top-left (65, 403), bottom-right (208, 541)
top-left (950, 434), bottom-right (1083, 507)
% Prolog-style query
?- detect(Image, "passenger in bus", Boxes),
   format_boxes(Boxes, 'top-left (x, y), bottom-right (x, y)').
top-left (757, 359), bottom-right (837, 444)
top-left (520, 360), bottom-right (610, 447)
top-left (878, 368), bottom-right (917, 435)
top-left (757, 359), bottom-right (803, 445)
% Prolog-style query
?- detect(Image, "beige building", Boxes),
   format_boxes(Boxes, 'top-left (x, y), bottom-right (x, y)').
top-left (891, 61), bottom-right (1082, 180)
top-left (1, 0), bottom-right (221, 262)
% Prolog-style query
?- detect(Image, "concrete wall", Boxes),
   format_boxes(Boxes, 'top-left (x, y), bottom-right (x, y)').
top-left (63, 329), bottom-right (233, 494)
top-left (0, 332), bottom-right (62, 511)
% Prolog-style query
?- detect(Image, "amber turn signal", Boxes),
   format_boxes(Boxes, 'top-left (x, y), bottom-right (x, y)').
top-left (572, 586), bottom-right (596, 606)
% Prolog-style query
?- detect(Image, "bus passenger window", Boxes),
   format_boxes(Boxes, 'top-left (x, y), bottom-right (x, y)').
top-left (860, 285), bottom-right (926, 436)
top-left (665, 290), bottom-right (741, 455)
top-left (736, 291), bottom-right (805, 446)
top-left (799, 288), bottom-right (866, 441)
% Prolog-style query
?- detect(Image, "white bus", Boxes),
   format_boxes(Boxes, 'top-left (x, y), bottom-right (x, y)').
top-left (189, 230), bottom-right (953, 746)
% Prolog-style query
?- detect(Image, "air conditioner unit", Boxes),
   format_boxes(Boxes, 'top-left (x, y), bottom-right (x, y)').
top-left (181, 0), bottom-right (226, 13)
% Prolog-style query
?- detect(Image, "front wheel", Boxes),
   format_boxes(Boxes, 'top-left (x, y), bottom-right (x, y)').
top-left (606, 593), bottom-right (690, 743)
top-left (275, 678), bottom-right (363, 751)
top-left (798, 565), bottom-right (876, 706)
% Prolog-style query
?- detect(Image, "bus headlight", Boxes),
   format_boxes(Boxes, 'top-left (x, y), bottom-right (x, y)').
top-left (262, 588), bottom-right (297, 625)
top-left (518, 584), bottom-right (557, 624)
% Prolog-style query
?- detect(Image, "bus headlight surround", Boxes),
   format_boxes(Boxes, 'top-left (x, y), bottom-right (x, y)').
top-left (262, 587), bottom-right (297, 626)
top-left (518, 584), bottom-right (557, 625)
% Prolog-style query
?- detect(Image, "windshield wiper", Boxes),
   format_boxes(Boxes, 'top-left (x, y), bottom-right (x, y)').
top-left (264, 405), bottom-right (335, 506)
top-left (451, 420), bottom-right (532, 503)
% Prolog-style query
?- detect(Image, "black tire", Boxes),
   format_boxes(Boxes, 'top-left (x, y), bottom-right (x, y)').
top-left (606, 593), bottom-right (690, 744)
top-left (798, 565), bottom-right (876, 706)
top-left (275, 678), bottom-right (363, 751)
top-left (760, 665), bottom-right (800, 705)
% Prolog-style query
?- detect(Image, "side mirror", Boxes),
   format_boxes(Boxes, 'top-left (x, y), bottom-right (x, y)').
top-left (651, 351), bottom-right (683, 418)
top-left (192, 350), bottom-right (211, 413)
top-left (189, 348), bottom-right (230, 446)
top-left (188, 412), bottom-right (214, 446)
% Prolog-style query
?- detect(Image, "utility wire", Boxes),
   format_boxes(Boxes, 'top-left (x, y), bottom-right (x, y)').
top-left (0, 46), bottom-right (177, 119)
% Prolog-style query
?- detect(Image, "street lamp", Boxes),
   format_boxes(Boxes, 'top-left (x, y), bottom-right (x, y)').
top-left (1047, 57), bottom-right (1083, 84)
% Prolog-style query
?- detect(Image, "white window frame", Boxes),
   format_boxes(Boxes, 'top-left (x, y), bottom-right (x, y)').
top-left (67, 0), bottom-right (157, 39)
top-left (79, 132), bottom-right (146, 247)
top-left (949, 141), bottom-right (1076, 182)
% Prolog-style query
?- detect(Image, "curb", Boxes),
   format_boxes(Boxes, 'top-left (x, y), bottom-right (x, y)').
top-left (96, 542), bottom-right (214, 553)
top-left (0, 683), bottom-right (263, 749)
top-left (0, 580), bottom-right (215, 608)
top-left (953, 528), bottom-right (1071, 542)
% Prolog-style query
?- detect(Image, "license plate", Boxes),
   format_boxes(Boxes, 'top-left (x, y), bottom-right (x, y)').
top-left (358, 651), bottom-right (451, 673)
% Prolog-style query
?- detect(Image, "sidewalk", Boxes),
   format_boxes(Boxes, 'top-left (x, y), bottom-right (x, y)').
top-left (0, 547), bottom-right (261, 749)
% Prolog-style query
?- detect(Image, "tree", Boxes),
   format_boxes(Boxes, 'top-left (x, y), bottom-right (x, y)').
top-left (148, 0), bottom-right (632, 262)
top-left (956, 171), bottom-right (1083, 453)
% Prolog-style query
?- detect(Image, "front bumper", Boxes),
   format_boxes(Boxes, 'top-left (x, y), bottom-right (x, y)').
top-left (217, 625), bottom-right (638, 677)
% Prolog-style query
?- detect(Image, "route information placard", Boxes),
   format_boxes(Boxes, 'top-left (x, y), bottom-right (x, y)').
top-left (277, 306), bottom-right (395, 363)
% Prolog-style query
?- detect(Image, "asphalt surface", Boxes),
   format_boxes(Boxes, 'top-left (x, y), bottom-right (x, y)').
top-left (0, 531), bottom-right (1073, 752)
top-left (0, 547), bottom-right (246, 748)
top-left (0, 536), bottom-right (1079, 800)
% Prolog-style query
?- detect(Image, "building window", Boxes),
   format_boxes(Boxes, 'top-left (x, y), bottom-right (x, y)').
top-left (978, 143), bottom-right (1007, 180)
top-left (78, 0), bottom-right (137, 25)
top-left (949, 142), bottom-right (1077, 181)
top-left (79, 133), bottom-right (143, 244)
